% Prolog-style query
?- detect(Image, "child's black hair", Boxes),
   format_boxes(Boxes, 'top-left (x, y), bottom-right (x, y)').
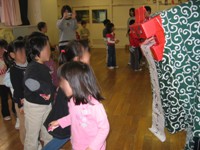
top-left (103, 19), bottom-right (111, 26)
top-left (81, 20), bottom-right (87, 25)
top-left (129, 19), bottom-right (135, 25)
top-left (3, 40), bottom-right (25, 67)
top-left (0, 39), bottom-right (8, 49)
top-left (0, 39), bottom-right (9, 67)
top-left (26, 32), bottom-right (49, 61)
top-left (58, 61), bottom-right (104, 105)
top-left (61, 5), bottom-right (72, 18)
top-left (129, 8), bottom-right (135, 17)
top-left (106, 23), bottom-right (114, 34)
top-left (127, 19), bottom-right (135, 33)
top-left (58, 40), bottom-right (89, 66)
top-left (145, 6), bottom-right (151, 13)
top-left (37, 22), bottom-right (46, 31)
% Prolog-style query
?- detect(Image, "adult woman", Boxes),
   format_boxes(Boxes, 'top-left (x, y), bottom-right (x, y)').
top-left (57, 5), bottom-right (78, 51)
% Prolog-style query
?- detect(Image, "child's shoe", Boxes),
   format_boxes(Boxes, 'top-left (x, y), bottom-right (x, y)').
top-left (15, 118), bottom-right (20, 130)
top-left (134, 68), bottom-right (142, 72)
top-left (114, 66), bottom-right (119, 69)
top-left (108, 66), bottom-right (114, 69)
top-left (4, 116), bottom-right (11, 121)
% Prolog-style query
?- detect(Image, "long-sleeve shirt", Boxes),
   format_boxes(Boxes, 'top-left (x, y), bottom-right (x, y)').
top-left (58, 96), bottom-right (110, 150)
top-left (57, 18), bottom-right (78, 46)
top-left (10, 62), bottom-right (27, 108)
top-left (24, 61), bottom-right (55, 105)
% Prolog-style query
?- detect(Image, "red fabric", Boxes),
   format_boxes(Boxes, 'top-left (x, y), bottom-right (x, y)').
top-left (106, 33), bottom-right (115, 45)
top-left (129, 32), bottom-right (140, 47)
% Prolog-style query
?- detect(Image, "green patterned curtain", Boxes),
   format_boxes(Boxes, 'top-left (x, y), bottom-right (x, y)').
top-left (156, 0), bottom-right (200, 149)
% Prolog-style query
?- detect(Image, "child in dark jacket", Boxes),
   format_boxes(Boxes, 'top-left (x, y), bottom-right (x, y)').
top-left (23, 32), bottom-right (55, 150)
top-left (4, 39), bottom-right (27, 144)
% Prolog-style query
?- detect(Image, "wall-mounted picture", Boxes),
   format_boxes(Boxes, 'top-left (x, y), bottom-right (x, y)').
top-left (75, 10), bottom-right (89, 23)
top-left (92, 9), bottom-right (107, 23)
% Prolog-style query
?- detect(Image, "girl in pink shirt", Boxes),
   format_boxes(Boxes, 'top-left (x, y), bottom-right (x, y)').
top-left (49, 61), bottom-right (110, 150)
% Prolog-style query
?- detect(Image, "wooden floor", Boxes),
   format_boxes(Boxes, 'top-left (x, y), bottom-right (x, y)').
top-left (0, 48), bottom-right (186, 150)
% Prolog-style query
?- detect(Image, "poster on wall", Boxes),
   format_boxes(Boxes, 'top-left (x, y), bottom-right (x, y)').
top-left (92, 9), bottom-right (107, 23)
top-left (75, 10), bottom-right (89, 23)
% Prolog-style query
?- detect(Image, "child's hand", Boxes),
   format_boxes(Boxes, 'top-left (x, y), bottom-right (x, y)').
top-left (48, 121), bottom-right (59, 132)
top-left (19, 107), bottom-right (24, 114)
top-left (115, 39), bottom-right (119, 44)
top-left (40, 94), bottom-right (51, 100)
top-left (21, 98), bottom-right (25, 104)
top-left (86, 147), bottom-right (92, 150)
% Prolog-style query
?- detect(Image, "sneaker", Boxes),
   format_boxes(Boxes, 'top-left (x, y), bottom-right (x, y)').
top-left (108, 66), bottom-right (114, 69)
top-left (15, 118), bottom-right (20, 130)
top-left (134, 68), bottom-right (142, 72)
top-left (140, 61), bottom-right (146, 66)
top-left (114, 66), bottom-right (119, 69)
top-left (4, 116), bottom-right (11, 121)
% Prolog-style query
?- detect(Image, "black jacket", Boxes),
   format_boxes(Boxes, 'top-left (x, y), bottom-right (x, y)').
top-left (24, 61), bottom-right (55, 105)
top-left (10, 63), bottom-right (27, 108)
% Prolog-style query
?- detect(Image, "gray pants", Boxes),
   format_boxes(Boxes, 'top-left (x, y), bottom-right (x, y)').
top-left (130, 46), bottom-right (140, 70)
top-left (24, 100), bottom-right (52, 150)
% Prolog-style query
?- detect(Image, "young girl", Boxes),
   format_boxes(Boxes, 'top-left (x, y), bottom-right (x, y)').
top-left (4, 39), bottom-right (27, 144)
top-left (23, 33), bottom-right (55, 150)
top-left (49, 61), bottom-right (110, 150)
top-left (0, 39), bottom-right (15, 121)
top-left (106, 23), bottom-right (119, 69)
top-left (43, 40), bottom-right (90, 150)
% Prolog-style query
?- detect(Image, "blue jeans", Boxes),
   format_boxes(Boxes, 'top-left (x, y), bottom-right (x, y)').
top-left (107, 45), bottom-right (116, 67)
top-left (42, 137), bottom-right (70, 150)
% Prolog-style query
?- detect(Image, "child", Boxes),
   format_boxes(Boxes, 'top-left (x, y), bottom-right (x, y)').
top-left (102, 19), bottom-right (111, 64)
top-left (127, 8), bottom-right (135, 36)
top-left (48, 61), bottom-right (110, 150)
top-left (42, 40), bottom-right (90, 150)
top-left (129, 20), bottom-right (142, 71)
top-left (80, 20), bottom-right (90, 41)
top-left (37, 21), bottom-right (55, 52)
top-left (37, 22), bottom-right (47, 34)
top-left (23, 33), bottom-right (55, 150)
top-left (4, 39), bottom-right (27, 144)
top-left (127, 8), bottom-right (135, 65)
top-left (0, 39), bottom-right (15, 121)
top-left (106, 23), bottom-right (119, 69)
top-left (144, 6), bottom-right (152, 21)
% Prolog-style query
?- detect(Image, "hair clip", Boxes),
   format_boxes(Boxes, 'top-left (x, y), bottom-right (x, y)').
top-left (61, 49), bottom-right (65, 53)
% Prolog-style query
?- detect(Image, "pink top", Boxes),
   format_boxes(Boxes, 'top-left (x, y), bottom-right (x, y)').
top-left (58, 96), bottom-right (110, 150)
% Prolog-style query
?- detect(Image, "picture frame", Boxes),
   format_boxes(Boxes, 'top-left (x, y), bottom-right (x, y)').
top-left (92, 9), bottom-right (107, 23)
top-left (75, 10), bottom-right (90, 23)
